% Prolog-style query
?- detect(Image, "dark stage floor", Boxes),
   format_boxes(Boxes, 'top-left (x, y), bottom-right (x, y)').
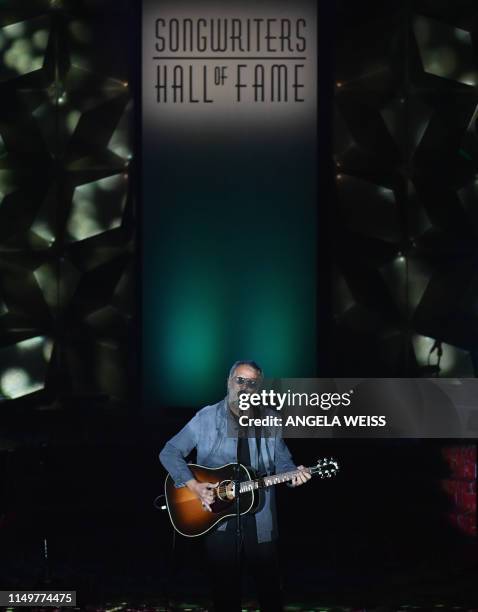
top-left (2, 565), bottom-right (478, 612)
top-left (1, 441), bottom-right (476, 612)
top-left (4, 603), bottom-right (478, 612)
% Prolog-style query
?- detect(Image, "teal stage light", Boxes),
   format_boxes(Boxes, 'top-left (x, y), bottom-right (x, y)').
top-left (144, 142), bottom-right (317, 407)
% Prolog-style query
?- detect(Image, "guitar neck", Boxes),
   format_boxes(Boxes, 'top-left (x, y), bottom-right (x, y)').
top-left (239, 467), bottom-right (311, 494)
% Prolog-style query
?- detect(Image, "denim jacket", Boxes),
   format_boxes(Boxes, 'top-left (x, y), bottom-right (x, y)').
top-left (159, 398), bottom-right (297, 543)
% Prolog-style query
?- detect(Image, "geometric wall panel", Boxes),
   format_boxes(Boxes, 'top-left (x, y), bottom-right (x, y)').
top-left (333, 0), bottom-right (478, 376)
top-left (414, 16), bottom-right (477, 86)
top-left (0, 0), bottom-right (134, 412)
top-left (0, 335), bottom-right (52, 399)
top-left (413, 334), bottom-right (475, 377)
top-left (0, 17), bottom-right (49, 81)
top-left (67, 174), bottom-right (127, 242)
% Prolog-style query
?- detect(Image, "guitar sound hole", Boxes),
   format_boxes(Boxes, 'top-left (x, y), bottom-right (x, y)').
top-left (217, 480), bottom-right (235, 501)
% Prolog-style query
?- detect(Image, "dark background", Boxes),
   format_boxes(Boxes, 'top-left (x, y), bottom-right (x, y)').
top-left (0, 0), bottom-right (476, 609)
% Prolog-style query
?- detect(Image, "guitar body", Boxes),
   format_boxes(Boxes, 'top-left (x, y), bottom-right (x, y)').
top-left (164, 463), bottom-right (259, 537)
top-left (162, 457), bottom-right (339, 537)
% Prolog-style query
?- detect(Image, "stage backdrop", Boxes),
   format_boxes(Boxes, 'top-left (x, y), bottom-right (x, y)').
top-left (142, 0), bottom-right (318, 408)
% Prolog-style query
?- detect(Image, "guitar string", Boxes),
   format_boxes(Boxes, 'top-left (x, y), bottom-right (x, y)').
top-left (213, 462), bottom-right (338, 497)
top-left (213, 465), bottom-right (330, 499)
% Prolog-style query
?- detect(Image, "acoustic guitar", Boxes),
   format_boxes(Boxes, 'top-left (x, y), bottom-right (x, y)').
top-left (164, 458), bottom-right (339, 537)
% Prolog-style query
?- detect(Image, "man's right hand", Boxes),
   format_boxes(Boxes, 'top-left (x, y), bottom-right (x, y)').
top-left (186, 479), bottom-right (219, 512)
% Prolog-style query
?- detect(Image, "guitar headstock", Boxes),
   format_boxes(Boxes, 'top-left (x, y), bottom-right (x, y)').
top-left (310, 457), bottom-right (340, 479)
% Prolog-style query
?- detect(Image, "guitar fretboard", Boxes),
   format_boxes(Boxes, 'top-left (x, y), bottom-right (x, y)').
top-left (239, 468), bottom-right (310, 493)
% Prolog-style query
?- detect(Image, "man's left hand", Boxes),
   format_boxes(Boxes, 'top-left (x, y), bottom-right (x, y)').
top-left (290, 465), bottom-right (312, 487)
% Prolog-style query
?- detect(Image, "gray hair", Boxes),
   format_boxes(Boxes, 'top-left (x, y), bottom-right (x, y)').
top-left (228, 360), bottom-right (263, 379)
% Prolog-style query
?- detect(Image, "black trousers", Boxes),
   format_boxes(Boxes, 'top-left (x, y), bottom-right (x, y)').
top-left (204, 516), bottom-right (283, 612)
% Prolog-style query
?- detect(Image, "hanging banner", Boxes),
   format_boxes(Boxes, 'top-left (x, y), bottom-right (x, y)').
top-left (142, 0), bottom-right (318, 407)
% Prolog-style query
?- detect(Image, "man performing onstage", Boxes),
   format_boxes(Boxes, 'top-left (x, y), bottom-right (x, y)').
top-left (159, 360), bottom-right (311, 612)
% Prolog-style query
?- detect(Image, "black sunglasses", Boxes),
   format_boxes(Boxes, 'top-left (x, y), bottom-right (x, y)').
top-left (234, 376), bottom-right (259, 388)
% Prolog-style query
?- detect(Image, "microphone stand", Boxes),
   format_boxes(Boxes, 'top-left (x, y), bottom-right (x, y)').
top-left (234, 433), bottom-right (243, 610)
